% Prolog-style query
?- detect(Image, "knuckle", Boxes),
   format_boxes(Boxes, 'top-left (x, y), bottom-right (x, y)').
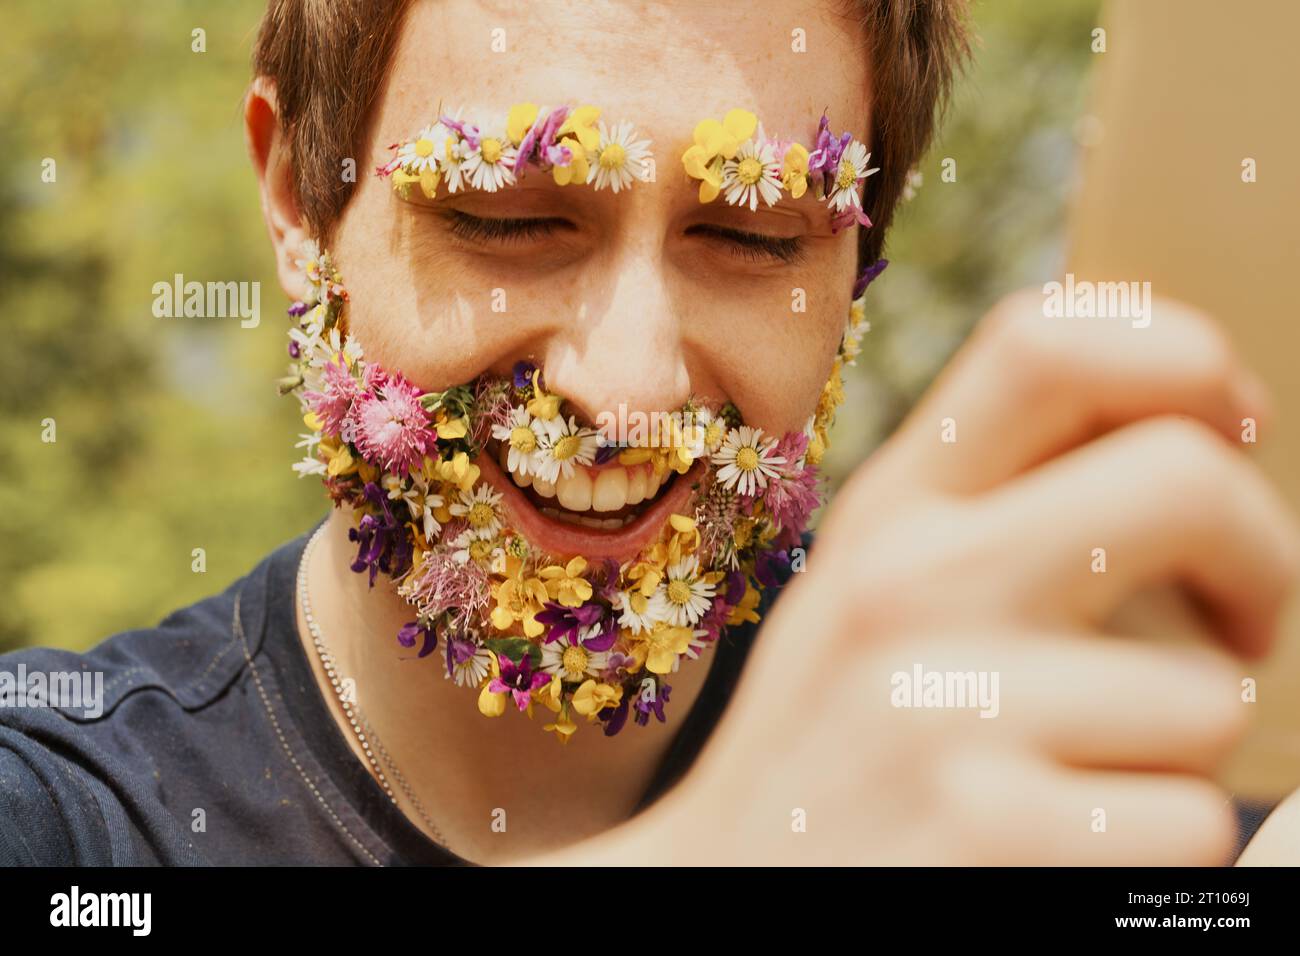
top-left (1137, 416), bottom-right (1236, 489)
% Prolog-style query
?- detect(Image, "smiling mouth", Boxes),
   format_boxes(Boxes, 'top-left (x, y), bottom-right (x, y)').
top-left (479, 439), bottom-right (702, 561)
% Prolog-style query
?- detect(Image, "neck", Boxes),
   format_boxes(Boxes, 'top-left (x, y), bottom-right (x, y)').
top-left (294, 509), bottom-right (715, 864)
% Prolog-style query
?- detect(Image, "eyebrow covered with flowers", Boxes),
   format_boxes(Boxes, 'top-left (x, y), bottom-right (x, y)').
top-left (681, 108), bottom-right (878, 230)
top-left (376, 102), bottom-right (655, 197)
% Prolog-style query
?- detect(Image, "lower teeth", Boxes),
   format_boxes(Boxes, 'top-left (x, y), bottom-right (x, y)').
top-left (539, 507), bottom-right (631, 530)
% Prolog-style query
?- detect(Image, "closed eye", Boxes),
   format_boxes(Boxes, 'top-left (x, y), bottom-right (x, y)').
top-left (686, 224), bottom-right (806, 265)
top-left (442, 210), bottom-right (575, 244)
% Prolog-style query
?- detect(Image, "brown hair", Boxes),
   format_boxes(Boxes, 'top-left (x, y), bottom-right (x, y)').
top-left (252, 0), bottom-right (970, 267)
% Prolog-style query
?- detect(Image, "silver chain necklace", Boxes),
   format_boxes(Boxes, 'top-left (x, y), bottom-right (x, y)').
top-left (297, 525), bottom-right (450, 849)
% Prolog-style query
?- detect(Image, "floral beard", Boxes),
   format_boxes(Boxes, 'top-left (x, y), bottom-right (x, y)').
top-left (281, 242), bottom-right (880, 743)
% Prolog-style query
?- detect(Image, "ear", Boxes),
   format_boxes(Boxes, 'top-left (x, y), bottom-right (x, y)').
top-left (245, 76), bottom-right (311, 301)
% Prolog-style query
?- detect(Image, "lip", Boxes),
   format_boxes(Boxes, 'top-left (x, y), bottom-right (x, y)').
top-left (477, 452), bottom-right (704, 563)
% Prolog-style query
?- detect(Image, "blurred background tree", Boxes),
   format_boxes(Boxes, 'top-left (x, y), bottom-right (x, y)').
top-left (0, 0), bottom-right (1100, 652)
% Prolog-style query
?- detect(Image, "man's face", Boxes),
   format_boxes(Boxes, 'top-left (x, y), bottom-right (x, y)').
top-left (326, 0), bottom-right (869, 564)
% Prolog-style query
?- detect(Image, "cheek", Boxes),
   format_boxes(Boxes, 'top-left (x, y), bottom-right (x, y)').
top-left (688, 254), bottom-right (853, 435)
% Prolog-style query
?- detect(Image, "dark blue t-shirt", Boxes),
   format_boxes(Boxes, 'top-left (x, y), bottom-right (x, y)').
top-left (0, 521), bottom-right (767, 865)
top-left (0, 522), bottom-right (1277, 865)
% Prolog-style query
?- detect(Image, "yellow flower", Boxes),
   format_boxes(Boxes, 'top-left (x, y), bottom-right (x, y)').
top-left (538, 556), bottom-right (593, 607)
top-left (681, 109), bottom-right (758, 202)
top-left (525, 369), bottom-right (561, 420)
top-left (557, 105), bottom-right (601, 152)
top-left (435, 415), bottom-right (468, 440)
top-left (322, 438), bottom-right (356, 477)
top-left (642, 622), bottom-right (693, 675)
top-left (782, 142), bottom-right (810, 199)
top-left (537, 674), bottom-right (564, 714)
top-left (303, 410), bottom-right (324, 433)
top-left (551, 136), bottom-right (590, 186)
top-left (665, 513), bottom-right (699, 565)
top-left (489, 574), bottom-right (549, 638)
top-left (506, 102), bottom-right (539, 145)
top-left (571, 680), bottom-right (624, 719)
top-left (543, 711), bottom-right (578, 743)
top-left (435, 451), bottom-right (480, 492)
top-left (727, 579), bottom-right (762, 626)
top-left (477, 653), bottom-right (507, 717)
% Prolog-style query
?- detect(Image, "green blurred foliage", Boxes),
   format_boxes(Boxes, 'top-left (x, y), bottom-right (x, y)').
top-left (0, 0), bottom-right (1099, 652)
top-left (0, 1), bottom-right (322, 651)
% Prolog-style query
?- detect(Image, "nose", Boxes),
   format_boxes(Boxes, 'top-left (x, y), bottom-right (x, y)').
top-left (540, 244), bottom-right (691, 431)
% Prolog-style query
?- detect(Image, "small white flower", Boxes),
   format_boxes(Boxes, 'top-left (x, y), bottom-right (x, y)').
top-left (449, 484), bottom-right (503, 540)
top-left (532, 415), bottom-right (599, 483)
top-left (398, 122), bottom-right (455, 174)
top-left (826, 140), bottom-right (879, 214)
top-left (712, 425), bottom-right (785, 497)
top-left (647, 556), bottom-right (716, 628)
top-left (587, 120), bottom-right (653, 193)
top-left (722, 135), bottom-right (783, 211)
top-left (461, 126), bottom-right (519, 192)
top-left (448, 645), bottom-right (493, 687)
top-left (613, 588), bottom-right (656, 635)
top-left (541, 631), bottom-right (610, 681)
top-left (491, 406), bottom-right (542, 477)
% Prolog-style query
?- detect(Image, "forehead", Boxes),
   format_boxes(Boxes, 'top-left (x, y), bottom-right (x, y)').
top-left (377, 0), bottom-right (872, 149)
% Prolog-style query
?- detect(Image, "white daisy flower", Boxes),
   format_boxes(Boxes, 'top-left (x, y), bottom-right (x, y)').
top-left (532, 415), bottom-right (599, 483)
top-left (448, 645), bottom-right (493, 688)
top-left (587, 120), bottom-right (653, 193)
top-left (490, 406), bottom-right (542, 477)
top-left (461, 127), bottom-right (519, 192)
top-left (292, 433), bottom-right (326, 478)
top-left (613, 588), bottom-right (656, 635)
top-left (398, 122), bottom-right (455, 174)
top-left (449, 484), bottom-right (504, 540)
top-left (647, 555), bottom-right (716, 628)
top-left (712, 425), bottom-right (786, 497)
top-left (722, 135), bottom-right (783, 211)
top-left (826, 140), bottom-right (879, 214)
top-left (385, 472), bottom-right (444, 541)
top-left (541, 631), bottom-right (610, 681)
top-left (448, 527), bottom-right (504, 567)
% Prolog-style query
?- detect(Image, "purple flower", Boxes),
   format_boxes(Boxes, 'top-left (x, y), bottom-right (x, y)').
top-left (534, 601), bottom-right (616, 651)
top-left (397, 620), bottom-right (438, 658)
top-left (512, 360), bottom-right (537, 390)
top-left (489, 653), bottom-right (550, 711)
top-left (599, 694), bottom-right (630, 736)
top-left (852, 258), bottom-right (889, 299)
top-left (634, 681), bottom-right (672, 727)
top-left (444, 634), bottom-right (479, 679)
top-left (755, 548), bottom-right (792, 589)
top-left (440, 114), bottom-right (479, 150)
top-left (287, 301), bottom-right (308, 317)
top-left (348, 482), bottom-right (413, 586)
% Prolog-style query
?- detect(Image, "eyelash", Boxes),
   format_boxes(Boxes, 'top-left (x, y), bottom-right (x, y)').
top-left (442, 212), bottom-right (805, 265)
top-left (444, 211), bottom-right (572, 244)
top-left (687, 225), bottom-right (806, 265)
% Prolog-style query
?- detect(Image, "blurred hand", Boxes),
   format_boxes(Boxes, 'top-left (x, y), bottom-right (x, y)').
top-left (546, 290), bottom-right (1300, 865)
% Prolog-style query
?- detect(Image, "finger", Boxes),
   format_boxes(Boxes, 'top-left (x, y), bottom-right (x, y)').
top-left (863, 632), bottom-right (1247, 774)
top-left (1005, 634), bottom-right (1248, 773)
top-left (883, 291), bottom-right (1271, 497)
top-left (973, 416), bottom-right (1300, 656)
top-left (1024, 764), bottom-right (1236, 865)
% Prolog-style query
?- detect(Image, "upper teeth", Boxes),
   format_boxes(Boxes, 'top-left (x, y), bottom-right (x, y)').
top-left (498, 445), bottom-right (661, 515)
